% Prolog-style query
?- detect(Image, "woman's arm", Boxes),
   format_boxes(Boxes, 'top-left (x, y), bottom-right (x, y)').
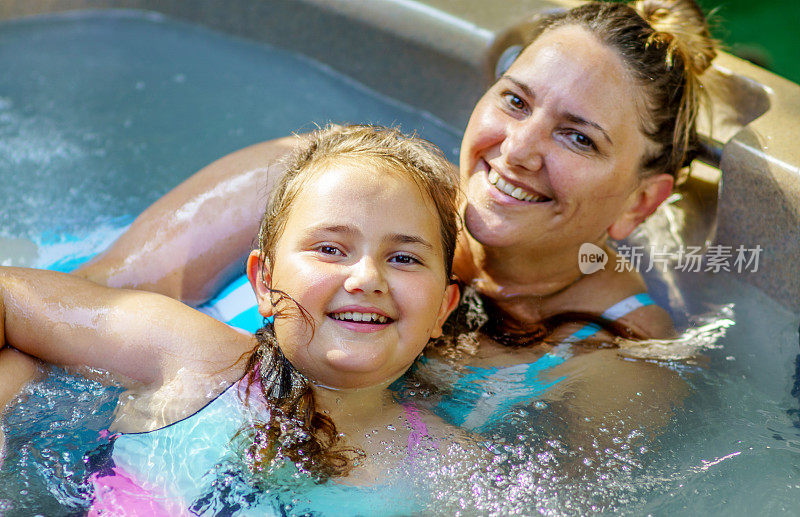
top-left (543, 348), bottom-right (687, 475)
top-left (0, 267), bottom-right (254, 387)
top-left (74, 135), bottom-right (302, 306)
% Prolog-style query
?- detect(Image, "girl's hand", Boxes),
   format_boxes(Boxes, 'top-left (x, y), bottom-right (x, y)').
top-left (0, 346), bottom-right (42, 469)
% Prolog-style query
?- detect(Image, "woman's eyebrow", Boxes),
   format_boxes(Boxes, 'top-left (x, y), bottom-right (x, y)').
top-left (501, 75), bottom-right (534, 99)
top-left (502, 74), bottom-right (613, 146)
top-left (564, 113), bottom-right (613, 145)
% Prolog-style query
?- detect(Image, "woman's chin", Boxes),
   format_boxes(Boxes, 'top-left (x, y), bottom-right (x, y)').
top-left (463, 203), bottom-right (523, 248)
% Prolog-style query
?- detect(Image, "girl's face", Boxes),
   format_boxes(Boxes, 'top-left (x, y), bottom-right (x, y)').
top-left (250, 160), bottom-right (458, 390)
top-left (460, 25), bottom-right (667, 254)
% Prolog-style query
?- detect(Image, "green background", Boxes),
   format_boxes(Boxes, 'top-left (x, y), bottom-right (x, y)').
top-left (696, 0), bottom-right (798, 83)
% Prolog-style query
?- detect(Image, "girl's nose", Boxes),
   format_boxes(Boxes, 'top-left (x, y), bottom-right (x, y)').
top-left (344, 256), bottom-right (387, 294)
top-left (501, 117), bottom-right (545, 173)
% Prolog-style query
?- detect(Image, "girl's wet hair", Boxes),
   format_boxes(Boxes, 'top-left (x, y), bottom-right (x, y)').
top-left (239, 124), bottom-right (459, 480)
top-left (528, 0), bottom-right (717, 180)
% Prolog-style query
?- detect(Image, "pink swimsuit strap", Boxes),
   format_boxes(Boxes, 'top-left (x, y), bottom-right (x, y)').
top-left (402, 403), bottom-right (437, 460)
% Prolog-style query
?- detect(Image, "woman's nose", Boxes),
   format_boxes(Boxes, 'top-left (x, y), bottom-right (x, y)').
top-left (343, 256), bottom-right (387, 294)
top-left (501, 118), bottom-right (545, 173)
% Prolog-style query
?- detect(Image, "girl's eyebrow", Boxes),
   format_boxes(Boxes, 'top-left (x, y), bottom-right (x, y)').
top-left (307, 224), bottom-right (357, 236)
top-left (502, 74), bottom-right (613, 145)
top-left (385, 233), bottom-right (434, 251)
top-left (305, 224), bottom-right (434, 251)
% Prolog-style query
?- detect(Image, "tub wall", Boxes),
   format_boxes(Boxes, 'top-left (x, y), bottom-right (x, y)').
top-left (0, 0), bottom-right (571, 129)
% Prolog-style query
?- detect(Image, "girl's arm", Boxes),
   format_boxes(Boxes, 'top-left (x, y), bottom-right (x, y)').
top-left (0, 267), bottom-right (254, 388)
top-left (74, 135), bottom-right (301, 306)
top-left (0, 347), bottom-right (42, 466)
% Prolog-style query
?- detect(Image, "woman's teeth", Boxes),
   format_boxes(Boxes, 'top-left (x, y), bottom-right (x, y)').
top-left (487, 170), bottom-right (548, 202)
top-left (331, 312), bottom-right (389, 324)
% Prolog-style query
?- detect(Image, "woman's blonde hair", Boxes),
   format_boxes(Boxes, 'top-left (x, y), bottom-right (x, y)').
top-left (533, 0), bottom-right (717, 180)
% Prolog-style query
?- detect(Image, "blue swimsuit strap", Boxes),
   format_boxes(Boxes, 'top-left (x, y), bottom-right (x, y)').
top-left (435, 293), bottom-right (656, 432)
top-left (560, 292), bottom-right (655, 344)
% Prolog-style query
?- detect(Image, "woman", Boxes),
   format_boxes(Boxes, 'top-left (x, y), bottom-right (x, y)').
top-left (4, 0), bottom-right (717, 452)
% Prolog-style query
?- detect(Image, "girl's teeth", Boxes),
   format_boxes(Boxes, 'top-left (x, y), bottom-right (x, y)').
top-left (332, 312), bottom-right (388, 323)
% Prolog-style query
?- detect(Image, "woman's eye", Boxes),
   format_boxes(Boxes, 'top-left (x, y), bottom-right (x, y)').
top-left (566, 131), bottom-right (596, 151)
top-left (503, 92), bottom-right (526, 111)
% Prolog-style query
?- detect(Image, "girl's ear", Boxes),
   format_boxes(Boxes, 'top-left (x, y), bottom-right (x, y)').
top-left (246, 250), bottom-right (274, 318)
top-left (430, 283), bottom-right (461, 340)
top-left (608, 173), bottom-right (674, 241)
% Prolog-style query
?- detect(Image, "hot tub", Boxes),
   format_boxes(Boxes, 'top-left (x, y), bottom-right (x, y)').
top-left (1, 1), bottom-right (799, 515)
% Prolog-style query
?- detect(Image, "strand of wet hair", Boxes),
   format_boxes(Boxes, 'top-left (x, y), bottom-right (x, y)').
top-left (236, 321), bottom-right (364, 482)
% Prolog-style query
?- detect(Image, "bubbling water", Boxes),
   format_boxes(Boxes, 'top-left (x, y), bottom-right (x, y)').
top-left (0, 369), bottom-right (122, 515)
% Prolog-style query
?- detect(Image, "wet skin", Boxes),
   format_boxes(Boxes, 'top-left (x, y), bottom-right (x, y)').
top-left (249, 159), bottom-right (458, 390)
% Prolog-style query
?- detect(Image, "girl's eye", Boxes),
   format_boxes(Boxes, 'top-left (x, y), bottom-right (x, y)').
top-left (316, 245), bottom-right (343, 256)
top-left (389, 254), bottom-right (421, 266)
top-left (502, 92), bottom-right (526, 111)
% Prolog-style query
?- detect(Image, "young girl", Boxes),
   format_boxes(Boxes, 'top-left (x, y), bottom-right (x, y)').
top-left (0, 125), bottom-right (462, 513)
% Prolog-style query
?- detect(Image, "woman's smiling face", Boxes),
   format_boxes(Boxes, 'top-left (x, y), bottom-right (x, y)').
top-left (255, 159), bottom-right (458, 390)
top-left (460, 25), bottom-right (654, 253)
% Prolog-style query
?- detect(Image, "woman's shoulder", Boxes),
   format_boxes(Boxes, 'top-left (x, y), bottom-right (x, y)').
top-left (556, 257), bottom-right (675, 339)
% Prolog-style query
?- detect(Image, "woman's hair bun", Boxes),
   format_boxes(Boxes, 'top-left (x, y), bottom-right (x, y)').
top-left (632, 0), bottom-right (717, 75)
